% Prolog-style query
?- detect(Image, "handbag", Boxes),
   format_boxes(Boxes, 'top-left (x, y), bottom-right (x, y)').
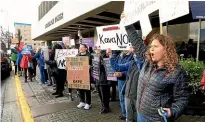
top-left (27, 56), bottom-right (34, 69)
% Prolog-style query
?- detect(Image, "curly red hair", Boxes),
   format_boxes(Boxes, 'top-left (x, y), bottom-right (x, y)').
top-left (146, 34), bottom-right (179, 72)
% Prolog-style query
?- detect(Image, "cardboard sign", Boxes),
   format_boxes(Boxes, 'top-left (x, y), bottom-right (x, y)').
top-left (55, 49), bottom-right (78, 69)
top-left (92, 57), bottom-right (100, 80)
top-left (190, 1), bottom-right (205, 19)
top-left (121, 1), bottom-right (158, 26)
top-left (159, 0), bottom-right (189, 23)
top-left (66, 56), bottom-right (90, 90)
top-left (103, 58), bottom-right (117, 81)
top-left (82, 38), bottom-right (94, 47)
top-left (96, 24), bottom-right (130, 50)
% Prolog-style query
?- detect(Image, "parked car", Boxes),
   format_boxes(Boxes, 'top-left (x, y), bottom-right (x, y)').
top-left (1, 52), bottom-right (12, 79)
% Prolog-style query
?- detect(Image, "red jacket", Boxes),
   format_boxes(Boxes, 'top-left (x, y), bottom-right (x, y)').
top-left (20, 54), bottom-right (32, 69)
top-left (201, 70), bottom-right (205, 86)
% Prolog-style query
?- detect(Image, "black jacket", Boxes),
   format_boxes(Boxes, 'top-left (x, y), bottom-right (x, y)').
top-left (95, 56), bottom-right (110, 86)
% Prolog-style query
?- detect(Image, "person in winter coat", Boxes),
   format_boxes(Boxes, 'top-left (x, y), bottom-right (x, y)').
top-left (11, 46), bottom-right (18, 75)
top-left (32, 48), bottom-right (47, 84)
top-left (124, 21), bottom-right (189, 121)
top-left (16, 48), bottom-right (23, 76)
top-left (110, 49), bottom-right (134, 120)
top-left (95, 49), bottom-right (111, 114)
top-left (77, 44), bottom-right (93, 110)
top-left (20, 48), bottom-right (33, 83)
top-left (45, 44), bottom-right (65, 98)
top-left (108, 46), bottom-right (143, 122)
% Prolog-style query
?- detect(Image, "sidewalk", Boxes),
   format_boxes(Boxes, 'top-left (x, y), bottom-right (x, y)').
top-left (16, 70), bottom-right (205, 122)
top-left (18, 70), bottom-right (123, 122)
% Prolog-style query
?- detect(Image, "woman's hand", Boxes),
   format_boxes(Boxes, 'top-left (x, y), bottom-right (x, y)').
top-left (158, 108), bottom-right (172, 118)
top-left (120, 11), bottom-right (126, 20)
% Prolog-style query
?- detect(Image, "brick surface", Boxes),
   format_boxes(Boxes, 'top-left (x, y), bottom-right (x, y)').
top-left (19, 68), bottom-right (205, 122)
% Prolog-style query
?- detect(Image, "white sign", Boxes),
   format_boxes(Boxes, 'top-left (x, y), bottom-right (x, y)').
top-left (96, 24), bottom-right (130, 50)
top-left (62, 36), bottom-right (70, 45)
top-left (43, 47), bottom-right (49, 69)
top-left (159, 0), bottom-right (189, 23)
top-left (121, 1), bottom-right (158, 26)
top-left (55, 49), bottom-right (78, 69)
top-left (140, 15), bottom-right (152, 37)
top-left (70, 39), bottom-right (75, 46)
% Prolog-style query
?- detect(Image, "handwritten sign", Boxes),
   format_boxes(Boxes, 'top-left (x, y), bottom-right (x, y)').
top-left (55, 49), bottom-right (78, 69)
top-left (96, 24), bottom-right (130, 50)
top-left (66, 56), bottom-right (90, 90)
top-left (121, 1), bottom-right (158, 26)
top-left (159, 0), bottom-right (189, 23)
top-left (92, 57), bottom-right (100, 80)
top-left (103, 58), bottom-right (117, 81)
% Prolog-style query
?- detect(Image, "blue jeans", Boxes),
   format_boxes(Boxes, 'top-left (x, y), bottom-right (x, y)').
top-left (137, 112), bottom-right (147, 122)
top-left (118, 79), bottom-right (126, 117)
top-left (39, 66), bottom-right (46, 84)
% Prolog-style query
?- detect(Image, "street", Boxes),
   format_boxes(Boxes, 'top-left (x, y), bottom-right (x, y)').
top-left (1, 72), bottom-right (22, 122)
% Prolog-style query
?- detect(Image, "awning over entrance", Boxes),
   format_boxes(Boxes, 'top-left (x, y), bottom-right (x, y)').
top-left (33, 1), bottom-right (124, 41)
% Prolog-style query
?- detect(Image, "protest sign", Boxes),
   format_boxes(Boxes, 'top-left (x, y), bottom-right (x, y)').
top-left (43, 46), bottom-right (49, 69)
top-left (92, 57), bottom-right (100, 80)
top-left (139, 15), bottom-right (152, 37)
top-left (82, 38), bottom-right (94, 47)
top-left (96, 24), bottom-right (130, 50)
top-left (190, 1), bottom-right (205, 19)
top-left (66, 56), bottom-right (90, 90)
top-left (55, 49), bottom-right (78, 69)
top-left (121, 1), bottom-right (158, 26)
top-left (70, 39), bottom-right (75, 46)
top-left (159, 0), bottom-right (189, 23)
top-left (103, 58), bottom-right (117, 81)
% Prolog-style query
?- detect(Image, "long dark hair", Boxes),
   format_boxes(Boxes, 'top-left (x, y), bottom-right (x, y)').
top-left (50, 44), bottom-right (63, 60)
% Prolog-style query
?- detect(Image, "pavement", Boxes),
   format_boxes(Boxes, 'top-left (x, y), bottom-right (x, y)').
top-left (2, 69), bottom-right (205, 122)
top-left (1, 72), bottom-right (22, 122)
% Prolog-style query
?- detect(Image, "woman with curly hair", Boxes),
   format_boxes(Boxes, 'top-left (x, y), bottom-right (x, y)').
top-left (123, 24), bottom-right (189, 122)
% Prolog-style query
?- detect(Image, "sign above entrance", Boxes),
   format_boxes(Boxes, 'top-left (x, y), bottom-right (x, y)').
top-left (45, 12), bottom-right (63, 29)
top-left (190, 1), bottom-right (205, 19)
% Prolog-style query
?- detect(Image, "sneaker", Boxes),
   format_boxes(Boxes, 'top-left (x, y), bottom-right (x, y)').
top-left (77, 102), bottom-right (86, 109)
top-left (39, 82), bottom-right (42, 85)
top-left (84, 104), bottom-right (91, 110)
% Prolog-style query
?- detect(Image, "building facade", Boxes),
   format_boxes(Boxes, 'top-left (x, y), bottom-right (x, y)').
top-left (14, 22), bottom-right (41, 49)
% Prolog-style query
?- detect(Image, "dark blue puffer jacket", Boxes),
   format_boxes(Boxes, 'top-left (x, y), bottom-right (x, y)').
top-left (125, 25), bottom-right (189, 121)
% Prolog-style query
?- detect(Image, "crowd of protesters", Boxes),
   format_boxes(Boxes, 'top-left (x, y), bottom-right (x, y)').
top-left (10, 12), bottom-right (205, 122)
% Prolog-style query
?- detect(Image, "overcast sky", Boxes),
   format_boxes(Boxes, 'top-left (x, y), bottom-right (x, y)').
top-left (0, 0), bottom-right (41, 34)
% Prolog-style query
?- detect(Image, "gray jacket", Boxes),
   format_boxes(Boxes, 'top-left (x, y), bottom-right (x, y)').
top-left (125, 25), bottom-right (189, 122)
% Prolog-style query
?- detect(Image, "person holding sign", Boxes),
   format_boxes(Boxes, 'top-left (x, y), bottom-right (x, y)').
top-left (95, 48), bottom-right (111, 114)
top-left (76, 44), bottom-right (93, 110)
top-left (122, 13), bottom-right (189, 121)
top-left (108, 46), bottom-right (143, 122)
top-left (45, 44), bottom-right (66, 98)
top-left (106, 49), bottom-right (134, 120)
